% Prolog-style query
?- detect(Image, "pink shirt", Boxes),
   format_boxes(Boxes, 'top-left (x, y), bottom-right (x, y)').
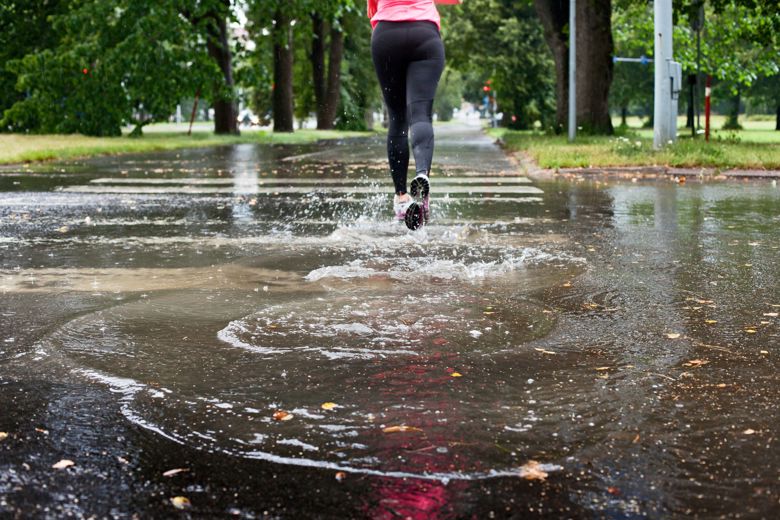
top-left (371, 0), bottom-right (441, 30)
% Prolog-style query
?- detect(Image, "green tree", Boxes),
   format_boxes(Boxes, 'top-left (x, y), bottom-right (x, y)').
top-left (0, 0), bottom-right (70, 126)
top-left (610, 1), bottom-right (654, 127)
top-left (673, 1), bottom-right (779, 130)
top-left (444, 0), bottom-right (555, 130)
top-left (1, 0), bottom-right (239, 136)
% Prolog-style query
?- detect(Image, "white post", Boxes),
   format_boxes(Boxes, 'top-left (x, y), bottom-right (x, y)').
top-left (568, 0), bottom-right (576, 142)
top-left (653, 0), bottom-right (673, 149)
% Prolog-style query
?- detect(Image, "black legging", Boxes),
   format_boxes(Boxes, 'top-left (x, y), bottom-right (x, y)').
top-left (371, 21), bottom-right (445, 195)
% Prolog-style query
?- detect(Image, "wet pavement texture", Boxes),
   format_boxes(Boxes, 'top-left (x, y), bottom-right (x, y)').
top-left (1, 122), bottom-right (780, 518)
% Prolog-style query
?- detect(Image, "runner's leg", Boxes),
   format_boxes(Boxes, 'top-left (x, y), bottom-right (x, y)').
top-left (406, 23), bottom-right (445, 176)
top-left (371, 22), bottom-right (410, 195)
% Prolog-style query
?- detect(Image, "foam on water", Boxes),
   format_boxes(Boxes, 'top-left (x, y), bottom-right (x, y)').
top-left (305, 248), bottom-right (585, 283)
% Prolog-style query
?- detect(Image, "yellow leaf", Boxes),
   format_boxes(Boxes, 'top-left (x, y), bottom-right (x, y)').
top-left (704, 320), bottom-right (717, 324)
top-left (170, 496), bottom-right (191, 510)
top-left (517, 460), bottom-right (549, 481)
top-left (273, 410), bottom-right (294, 421)
top-left (595, 367), bottom-right (611, 371)
top-left (382, 425), bottom-right (423, 433)
top-left (666, 333), bottom-right (681, 339)
top-left (321, 402), bottom-right (338, 410)
top-left (760, 350), bottom-right (769, 355)
top-left (52, 459), bottom-right (75, 470)
top-left (450, 372), bottom-right (462, 377)
top-left (683, 359), bottom-right (709, 367)
top-left (745, 329), bottom-right (757, 334)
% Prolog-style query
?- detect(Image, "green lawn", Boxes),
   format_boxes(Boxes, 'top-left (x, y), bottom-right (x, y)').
top-left (0, 125), bottom-right (375, 165)
top-left (492, 117), bottom-right (780, 170)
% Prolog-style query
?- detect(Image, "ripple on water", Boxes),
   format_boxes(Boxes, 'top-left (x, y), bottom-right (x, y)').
top-left (28, 250), bottom-right (585, 480)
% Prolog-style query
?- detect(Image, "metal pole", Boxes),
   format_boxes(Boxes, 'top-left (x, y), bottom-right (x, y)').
top-left (568, 0), bottom-right (576, 142)
top-left (705, 75), bottom-right (712, 141)
top-left (653, 0), bottom-right (673, 149)
top-left (695, 5), bottom-right (703, 132)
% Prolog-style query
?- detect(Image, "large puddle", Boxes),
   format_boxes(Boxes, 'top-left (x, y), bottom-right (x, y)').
top-left (2, 123), bottom-right (780, 516)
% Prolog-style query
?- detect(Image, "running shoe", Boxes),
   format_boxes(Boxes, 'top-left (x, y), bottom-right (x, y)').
top-left (409, 173), bottom-right (430, 223)
top-left (393, 194), bottom-right (414, 221)
top-left (409, 173), bottom-right (430, 200)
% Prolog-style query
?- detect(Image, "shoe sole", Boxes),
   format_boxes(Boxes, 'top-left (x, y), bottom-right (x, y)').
top-left (409, 175), bottom-right (430, 199)
top-left (404, 202), bottom-right (424, 230)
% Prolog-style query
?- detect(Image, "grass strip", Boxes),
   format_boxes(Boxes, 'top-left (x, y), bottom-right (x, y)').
top-left (490, 127), bottom-right (780, 170)
top-left (0, 129), bottom-right (375, 165)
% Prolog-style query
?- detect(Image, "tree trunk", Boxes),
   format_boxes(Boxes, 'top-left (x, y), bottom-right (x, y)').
top-left (534, 0), bottom-right (613, 135)
top-left (311, 14), bottom-right (326, 127)
top-left (533, 0), bottom-right (568, 133)
top-left (776, 105), bottom-right (779, 131)
top-left (320, 24), bottom-right (344, 130)
top-left (722, 89), bottom-right (742, 130)
top-left (621, 107), bottom-right (627, 127)
top-left (273, 8), bottom-right (294, 133)
top-left (206, 6), bottom-right (239, 135)
top-left (575, 0), bottom-right (613, 134)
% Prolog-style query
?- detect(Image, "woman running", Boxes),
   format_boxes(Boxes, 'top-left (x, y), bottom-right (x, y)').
top-left (368, 0), bottom-right (447, 228)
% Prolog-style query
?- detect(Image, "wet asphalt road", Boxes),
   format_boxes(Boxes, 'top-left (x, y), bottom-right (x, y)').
top-left (2, 122), bottom-right (780, 518)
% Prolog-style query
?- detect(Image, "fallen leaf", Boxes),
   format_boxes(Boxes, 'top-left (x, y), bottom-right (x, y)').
top-left (607, 486), bottom-right (621, 496)
top-left (52, 459), bottom-right (75, 470)
top-left (562, 282), bottom-right (572, 288)
top-left (743, 429), bottom-right (756, 435)
top-left (57, 226), bottom-right (69, 233)
top-left (517, 460), bottom-right (548, 481)
top-left (35, 427), bottom-right (48, 434)
top-left (450, 372), bottom-right (463, 377)
top-left (683, 359), bottom-right (709, 368)
top-left (760, 350), bottom-right (769, 355)
top-left (666, 333), bottom-right (681, 339)
top-left (745, 329), bottom-right (757, 334)
top-left (595, 367), bottom-right (611, 371)
top-left (382, 425), bottom-right (423, 433)
top-left (162, 468), bottom-right (189, 477)
top-left (632, 434), bottom-right (640, 443)
top-left (534, 348), bottom-right (556, 355)
top-left (704, 320), bottom-right (718, 324)
top-left (335, 471), bottom-right (346, 482)
top-left (432, 337), bottom-right (449, 346)
top-left (170, 496), bottom-right (191, 510)
top-left (321, 402), bottom-right (338, 411)
top-left (273, 410), bottom-right (293, 421)
top-left (117, 457), bottom-right (129, 464)
top-left (0, 432), bottom-right (7, 442)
